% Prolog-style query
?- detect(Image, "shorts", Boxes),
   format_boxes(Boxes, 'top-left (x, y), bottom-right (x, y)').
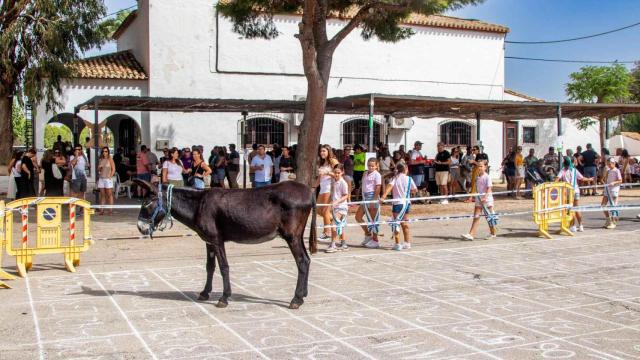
top-left (137, 173), bottom-right (151, 182)
top-left (70, 177), bottom-right (87, 193)
top-left (410, 174), bottom-right (424, 188)
top-left (605, 189), bottom-right (619, 198)
top-left (255, 181), bottom-right (270, 188)
top-left (362, 192), bottom-right (379, 208)
top-left (435, 171), bottom-right (449, 185)
top-left (214, 169), bottom-right (226, 182)
top-left (475, 198), bottom-right (494, 208)
top-left (319, 180), bottom-right (331, 195)
top-left (97, 178), bottom-right (114, 189)
top-left (192, 177), bottom-right (205, 190)
top-left (505, 167), bottom-right (516, 177)
top-left (517, 166), bottom-right (525, 178)
top-left (333, 208), bottom-right (348, 217)
top-left (574, 192), bottom-right (580, 201)
top-left (583, 166), bottom-right (597, 178)
top-left (392, 203), bottom-right (410, 214)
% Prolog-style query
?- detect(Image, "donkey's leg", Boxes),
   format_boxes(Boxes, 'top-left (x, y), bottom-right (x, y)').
top-left (214, 243), bottom-right (232, 308)
top-left (285, 235), bottom-right (310, 309)
top-left (198, 244), bottom-right (217, 301)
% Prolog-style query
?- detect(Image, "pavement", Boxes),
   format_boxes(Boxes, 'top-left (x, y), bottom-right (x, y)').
top-left (1, 187), bottom-right (640, 359)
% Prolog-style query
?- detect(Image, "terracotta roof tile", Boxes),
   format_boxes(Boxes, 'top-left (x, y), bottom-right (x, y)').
top-left (68, 50), bottom-right (147, 80)
top-left (622, 132), bottom-right (640, 142)
top-left (398, 14), bottom-right (508, 34)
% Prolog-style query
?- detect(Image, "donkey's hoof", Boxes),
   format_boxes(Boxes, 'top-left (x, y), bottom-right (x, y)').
top-left (289, 299), bottom-right (304, 309)
top-left (197, 293), bottom-right (209, 301)
top-left (215, 300), bottom-right (228, 308)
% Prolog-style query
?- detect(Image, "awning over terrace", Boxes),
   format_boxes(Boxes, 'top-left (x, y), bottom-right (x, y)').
top-left (75, 93), bottom-right (640, 121)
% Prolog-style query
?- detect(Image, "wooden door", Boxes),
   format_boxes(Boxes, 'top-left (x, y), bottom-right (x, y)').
top-left (503, 122), bottom-right (518, 157)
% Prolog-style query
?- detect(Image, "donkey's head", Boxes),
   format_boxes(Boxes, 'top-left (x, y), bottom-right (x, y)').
top-left (134, 180), bottom-right (168, 236)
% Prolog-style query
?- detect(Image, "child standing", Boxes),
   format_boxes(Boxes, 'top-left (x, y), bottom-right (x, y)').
top-left (357, 158), bottom-right (382, 248)
top-left (461, 161), bottom-right (497, 241)
top-left (326, 164), bottom-right (350, 253)
top-left (602, 157), bottom-right (622, 229)
top-left (381, 163), bottom-right (417, 251)
top-left (556, 156), bottom-right (593, 233)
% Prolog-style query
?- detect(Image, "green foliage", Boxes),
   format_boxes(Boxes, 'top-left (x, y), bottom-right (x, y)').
top-left (565, 64), bottom-right (633, 104)
top-left (98, 10), bottom-right (133, 39)
top-left (217, 0), bottom-right (483, 43)
top-left (574, 117), bottom-right (597, 131)
top-left (622, 114), bottom-right (640, 132)
top-left (12, 101), bottom-right (26, 146)
top-left (44, 124), bottom-right (72, 149)
top-left (631, 61), bottom-right (640, 103)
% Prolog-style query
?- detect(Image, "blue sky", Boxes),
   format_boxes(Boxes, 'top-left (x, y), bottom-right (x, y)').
top-left (99, 0), bottom-right (640, 101)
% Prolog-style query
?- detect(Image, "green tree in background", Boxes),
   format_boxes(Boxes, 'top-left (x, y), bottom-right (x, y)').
top-left (0, 1), bottom-right (106, 164)
top-left (218, 0), bottom-right (482, 185)
top-left (620, 62), bottom-right (640, 133)
top-left (98, 9), bottom-right (132, 39)
top-left (565, 64), bottom-right (633, 150)
top-left (44, 124), bottom-right (72, 149)
top-left (12, 100), bottom-right (26, 146)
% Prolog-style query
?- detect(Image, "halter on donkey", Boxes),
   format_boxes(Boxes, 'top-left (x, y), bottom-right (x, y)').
top-left (140, 184), bottom-right (175, 238)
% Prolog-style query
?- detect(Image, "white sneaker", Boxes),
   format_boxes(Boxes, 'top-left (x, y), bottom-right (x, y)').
top-left (485, 234), bottom-right (497, 240)
top-left (319, 233), bottom-right (331, 243)
top-left (402, 242), bottom-right (411, 250)
top-left (361, 235), bottom-right (372, 246)
top-left (325, 243), bottom-right (338, 253)
top-left (461, 234), bottom-right (474, 241)
top-left (392, 243), bottom-right (403, 251)
top-left (569, 226), bottom-right (577, 233)
top-left (637, 214), bottom-right (640, 219)
top-left (578, 225), bottom-right (584, 232)
top-left (339, 241), bottom-right (349, 251)
top-left (606, 222), bottom-right (617, 230)
top-left (365, 240), bottom-right (380, 249)
top-left (440, 199), bottom-right (449, 205)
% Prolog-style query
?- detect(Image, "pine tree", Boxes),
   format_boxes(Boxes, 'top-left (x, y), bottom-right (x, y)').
top-left (0, 0), bottom-right (106, 164)
top-left (217, 0), bottom-right (483, 185)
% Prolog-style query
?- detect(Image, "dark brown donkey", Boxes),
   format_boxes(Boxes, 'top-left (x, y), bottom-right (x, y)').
top-left (134, 180), bottom-right (317, 309)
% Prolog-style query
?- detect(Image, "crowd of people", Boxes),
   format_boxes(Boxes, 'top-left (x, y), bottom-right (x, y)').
top-left (5, 138), bottom-right (638, 244)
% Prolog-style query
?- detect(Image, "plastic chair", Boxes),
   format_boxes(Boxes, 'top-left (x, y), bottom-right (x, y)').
top-left (116, 173), bottom-right (132, 199)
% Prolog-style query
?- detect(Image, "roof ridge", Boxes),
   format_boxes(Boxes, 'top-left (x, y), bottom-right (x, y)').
top-left (504, 88), bottom-right (545, 103)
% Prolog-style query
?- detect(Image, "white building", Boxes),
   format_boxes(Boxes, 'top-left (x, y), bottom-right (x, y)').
top-left (35, 0), bottom-right (601, 179)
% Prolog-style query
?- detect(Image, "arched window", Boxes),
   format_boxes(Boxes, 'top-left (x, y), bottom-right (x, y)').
top-left (243, 117), bottom-right (287, 147)
top-left (342, 118), bottom-right (382, 147)
top-left (440, 121), bottom-right (472, 146)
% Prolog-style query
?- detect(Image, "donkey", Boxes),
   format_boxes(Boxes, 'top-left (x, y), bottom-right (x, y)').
top-left (134, 180), bottom-right (317, 309)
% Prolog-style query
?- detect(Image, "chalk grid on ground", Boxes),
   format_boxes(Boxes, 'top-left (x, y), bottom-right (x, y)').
top-left (2, 228), bottom-right (640, 359)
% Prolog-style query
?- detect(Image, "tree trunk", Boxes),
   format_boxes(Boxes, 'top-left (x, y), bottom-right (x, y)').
top-left (599, 117), bottom-right (606, 152)
top-left (0, 95), bottom-right (13, 165)
top-left (296, 80), bottom-right (328, 186)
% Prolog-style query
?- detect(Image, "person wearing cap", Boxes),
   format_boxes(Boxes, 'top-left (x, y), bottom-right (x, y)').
top-left (227, 144), bottom-right (240, 188)
top-left (408, 141), bottom-right (426, 189)
top-left (602, 157), bottom-right (622, 229)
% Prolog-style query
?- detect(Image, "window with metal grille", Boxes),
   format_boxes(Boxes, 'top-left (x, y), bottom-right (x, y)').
top-left (244, 117), bottom-right (287, 147)
top-left (342, 118), bottom-right (381, 147)
top-left (522, 126), bottom-right (537, 143)
top-left (440, 121), bottom-right (472, 146)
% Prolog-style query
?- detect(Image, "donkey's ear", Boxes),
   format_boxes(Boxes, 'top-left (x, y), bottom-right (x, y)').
top-left (132, 179), bottom-right (157, 195)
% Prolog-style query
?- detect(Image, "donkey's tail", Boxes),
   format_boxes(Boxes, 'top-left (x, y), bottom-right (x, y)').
top-left (309, 191), bottom-right (318, 254)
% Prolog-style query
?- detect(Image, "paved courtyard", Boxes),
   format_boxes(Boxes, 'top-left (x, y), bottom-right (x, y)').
top-left (1, 204), bottom-right (640, 359)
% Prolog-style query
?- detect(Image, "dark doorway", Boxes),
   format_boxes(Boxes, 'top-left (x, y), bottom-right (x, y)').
top-left (119, 117), bottom-right (140, 152)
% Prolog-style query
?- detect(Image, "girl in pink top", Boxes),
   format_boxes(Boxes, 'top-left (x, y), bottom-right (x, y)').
top-left (380, 163), bottom-right (417, 251)
top-left (461, 161), bottom-right (497, 241)
top-left (326, 164), bottom-right (350, 253)
top-left (602, 157), bottom-right (622, 229)
top-left (356, 158), bottom-right (382, 248)
top-left (556, 157), bottom-right (593, 233)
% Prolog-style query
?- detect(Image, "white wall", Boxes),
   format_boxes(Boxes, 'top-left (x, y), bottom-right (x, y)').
top-left (116, 0), bottom-right (150, 74)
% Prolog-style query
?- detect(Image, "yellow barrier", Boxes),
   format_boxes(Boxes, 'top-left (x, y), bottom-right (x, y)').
top-left (533, 182), bottom-right (574, 239)
top-left (0, 201), bottom-right (16, 288)
top-left (3, 197), bottom-right (94, 277)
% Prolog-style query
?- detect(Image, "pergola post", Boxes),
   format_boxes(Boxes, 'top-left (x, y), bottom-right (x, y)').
top-left (475, 112), bottom-right (481, 147)
top-left (73, 109), bottom-right (80, 146)
top-left (369, 94), bottom-right (375, 151)
top-left (605, 117), bottom-right (610, 139)
top-left (556, 105), bottom-right (563, 172)
top-left (241, 111), bottom-right (248, 189)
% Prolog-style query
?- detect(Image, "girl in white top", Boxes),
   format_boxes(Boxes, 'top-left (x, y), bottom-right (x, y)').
top-left (326, 164), bottom-right (350, 253)
top-left (602, 157), bottom-right (622, 229)
top-left (162, 148), bottom-right (186, 187)
top-left (316, 145), bottom-right (339, 240)
top-left (461, 161), bottom-right (496, 241)
top-left (380, 163), bottom-right (417, 251)
top-left (356, 158), bottom-right (382, 248)
top-left (557, 157), bottom-right (592, 233)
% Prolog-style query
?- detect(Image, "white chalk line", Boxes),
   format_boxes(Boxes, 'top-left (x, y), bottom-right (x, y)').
top-left (25, 276), bottom-right (45, 360)
top-left (148, 269), bottom-right (272, 360)
top-left (88, 270), bottom-right (158, 360)
top-left (311, 259), bottom-right (631, 360)
top-left (258, 262), bottom-right (505, 360)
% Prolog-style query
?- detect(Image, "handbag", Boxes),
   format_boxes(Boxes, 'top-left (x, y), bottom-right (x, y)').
top-left (52, 164), bottom-right (63, 180)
